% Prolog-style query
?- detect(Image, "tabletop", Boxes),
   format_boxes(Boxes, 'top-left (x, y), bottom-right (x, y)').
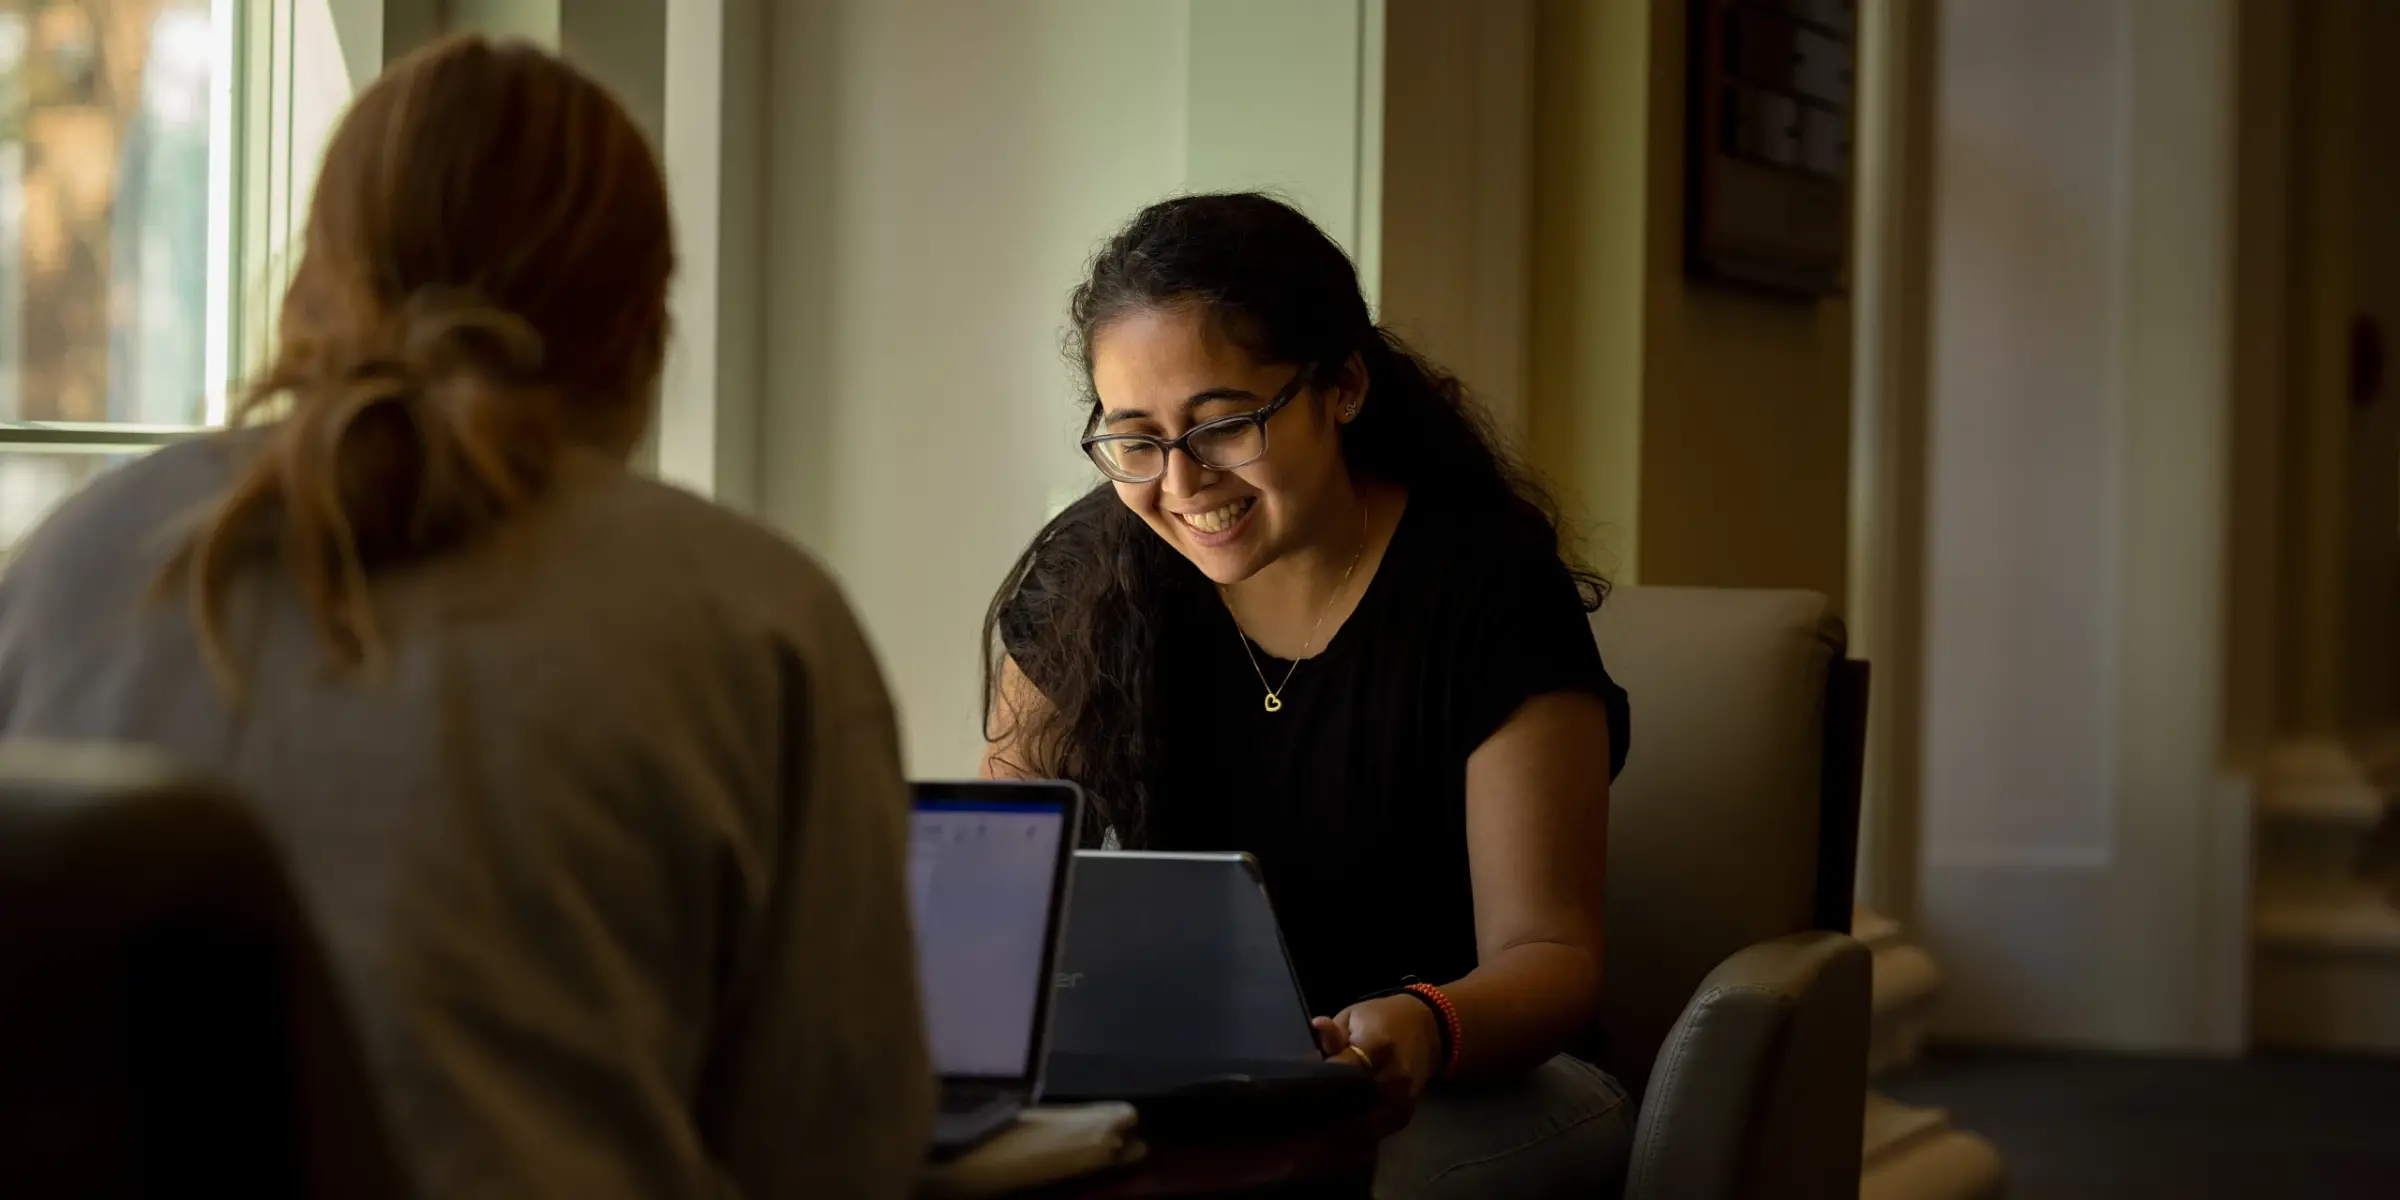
top-left (1038, 1122), bottom-right (1378, 1199)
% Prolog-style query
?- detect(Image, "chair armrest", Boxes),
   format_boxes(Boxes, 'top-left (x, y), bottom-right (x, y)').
top-left (1624, 932), bottom-right (1870, 1200)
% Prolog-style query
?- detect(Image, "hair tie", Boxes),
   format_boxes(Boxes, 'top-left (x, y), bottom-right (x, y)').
top-left (393, 286), bottom-right (545, 385)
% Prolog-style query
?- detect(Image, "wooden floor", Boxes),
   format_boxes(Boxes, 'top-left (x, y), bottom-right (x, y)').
top-left (1883, 1048), bottom-right (2400, 1199)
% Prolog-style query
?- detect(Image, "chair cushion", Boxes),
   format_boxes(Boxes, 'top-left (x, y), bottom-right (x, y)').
top-left (1625, 933), bottom-right (1871, 1200)
top-left (1590, 587), bottom-right (1844, 1095)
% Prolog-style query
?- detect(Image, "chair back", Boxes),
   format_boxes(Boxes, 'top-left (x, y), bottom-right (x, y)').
top-left (0, 742), bottom-right (402, 1197)
top-left (1589, 587), bottom-right (1864, 1096)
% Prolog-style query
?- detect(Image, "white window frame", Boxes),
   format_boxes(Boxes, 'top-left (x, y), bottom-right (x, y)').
top-left (0, 0), bottom-right (366, 464)
top-left (0, 0), bottom-right (738, 511)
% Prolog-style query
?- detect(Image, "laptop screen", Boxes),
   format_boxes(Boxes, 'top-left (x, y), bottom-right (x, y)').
top-left (907, 785), bottom-right (1076, 1081)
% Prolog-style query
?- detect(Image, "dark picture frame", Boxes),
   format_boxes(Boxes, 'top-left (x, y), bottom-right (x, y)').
top-left (1684, 0), bottom-right (1857, 297)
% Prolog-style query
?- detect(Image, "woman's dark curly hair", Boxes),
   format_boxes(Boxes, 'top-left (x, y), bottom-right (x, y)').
top-left (983, 193), bottom-right (1600, 846)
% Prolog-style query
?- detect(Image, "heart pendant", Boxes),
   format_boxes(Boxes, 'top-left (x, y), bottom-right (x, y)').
top-left (1263, 693), bottom-right (1284, 713)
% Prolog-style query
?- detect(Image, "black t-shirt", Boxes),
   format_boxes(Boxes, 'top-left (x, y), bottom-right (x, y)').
top-left (1004, 497), bottom-right (1629, 1016)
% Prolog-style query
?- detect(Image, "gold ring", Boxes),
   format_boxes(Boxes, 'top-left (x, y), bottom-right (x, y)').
top-left (1343, 1043), bottom-right (1376, 1070)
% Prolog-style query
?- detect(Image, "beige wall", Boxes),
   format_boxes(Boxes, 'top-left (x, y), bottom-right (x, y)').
top-left (2296, 0), bottom-right (2400, 742)
top-left (2221, 0), bottom-right (2295, 763)
top-left (1379, 0), bottom-right (1534, 441)
top-left (2245, 0), bottom-right (2400, 749)
top-left (1528, 0), bottom-right (1853, 606)
top-left (2280, 0), bottom-right (2358, 740)
top-left (2341, 0), bottom-right (2400, 736)
top-left (1529, 0), bottom-right (1649, 583)
top-left (1637, 2), bottom-right (1854, 610)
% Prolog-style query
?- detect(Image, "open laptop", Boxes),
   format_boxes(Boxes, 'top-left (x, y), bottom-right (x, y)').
top-left (906, 780), bottom-right (1082, 1160)
top-left (1042, 851), bottom-right (1375, 1133)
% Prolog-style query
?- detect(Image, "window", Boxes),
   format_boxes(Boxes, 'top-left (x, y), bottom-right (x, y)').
top-left (0, 0), bottom-right (352, 554)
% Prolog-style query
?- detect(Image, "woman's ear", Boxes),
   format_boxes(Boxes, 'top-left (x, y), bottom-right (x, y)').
top-left (1334, 351), bottom-right (1370, 424)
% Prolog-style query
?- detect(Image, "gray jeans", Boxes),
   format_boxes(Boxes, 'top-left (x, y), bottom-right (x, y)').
top-left (1374, 1055), bottom-right (1634, 1200)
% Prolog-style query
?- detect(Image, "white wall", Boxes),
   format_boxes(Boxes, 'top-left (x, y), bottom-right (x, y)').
top-left (445, 0), bottom-right (558, 44)
top-left (756, 1), bottom-right (1384, 776)
top-left (758, 0), bottom-right (1186, 777)
top-left (1917, 0), bottom-right (2243, 1050)
top-left (1186, 0), bottom-right (1383, 300)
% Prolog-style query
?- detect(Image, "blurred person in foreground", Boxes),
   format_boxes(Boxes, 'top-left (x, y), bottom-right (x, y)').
top-left (0, 36), bottom-right (929, 1197)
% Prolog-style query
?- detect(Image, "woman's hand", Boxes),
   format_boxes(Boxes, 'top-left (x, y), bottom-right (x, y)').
top-left (1312, 996), bottom-right (1442, 1135)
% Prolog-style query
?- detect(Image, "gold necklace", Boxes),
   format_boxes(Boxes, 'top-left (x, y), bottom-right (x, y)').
top-left (1226, 497), bottom-right (1370, 714)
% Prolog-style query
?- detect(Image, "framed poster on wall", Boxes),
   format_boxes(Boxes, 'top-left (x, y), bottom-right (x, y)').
top-left (1685, 0), bottom-right (1856, 297)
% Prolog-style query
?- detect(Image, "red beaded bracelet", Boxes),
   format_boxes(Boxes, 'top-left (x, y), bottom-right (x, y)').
top-left (1403, 982), bottom-right (1463, 1079)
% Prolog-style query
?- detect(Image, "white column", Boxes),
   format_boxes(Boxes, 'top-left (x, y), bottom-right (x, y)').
top-left (1913, 0), bottom-right (2246, 1052)
top-left (655, 0), bottom-right (763, 513)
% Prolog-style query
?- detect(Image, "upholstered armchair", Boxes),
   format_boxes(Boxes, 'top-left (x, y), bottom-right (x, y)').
top-left (1591, 588), bottom-right (1872, 1200)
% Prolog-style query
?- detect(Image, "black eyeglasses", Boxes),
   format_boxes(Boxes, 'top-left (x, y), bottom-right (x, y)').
top-left (1079, 365), bottom-right (1313, 484)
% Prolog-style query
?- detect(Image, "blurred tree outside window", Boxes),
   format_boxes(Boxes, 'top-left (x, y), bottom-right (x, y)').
top-left (0, 0), bottom-right (229, 550)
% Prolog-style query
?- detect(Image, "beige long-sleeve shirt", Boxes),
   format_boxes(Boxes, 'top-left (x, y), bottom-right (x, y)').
top-left (0, 435), bottom-right (932, 1198)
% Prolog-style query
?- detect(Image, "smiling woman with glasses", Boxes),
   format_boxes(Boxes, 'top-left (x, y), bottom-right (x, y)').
top-left (981, 194), bottom-right (1637, 1199)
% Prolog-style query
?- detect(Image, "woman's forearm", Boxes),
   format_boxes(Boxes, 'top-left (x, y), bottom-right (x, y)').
top-left (1436, 940), bottom-right (1602, 1078)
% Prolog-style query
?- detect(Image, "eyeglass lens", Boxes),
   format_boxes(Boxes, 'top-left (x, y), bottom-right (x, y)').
top-left (1089, 420), bottom-right (1265, 481)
